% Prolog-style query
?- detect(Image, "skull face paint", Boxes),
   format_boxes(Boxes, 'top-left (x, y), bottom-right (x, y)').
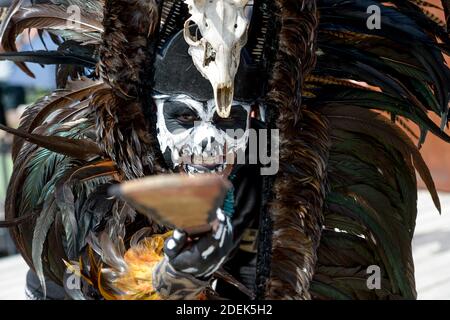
top-left (183, 0), bottom-right (253, 118)
top-left (155, 94), bottom-right (251, 174)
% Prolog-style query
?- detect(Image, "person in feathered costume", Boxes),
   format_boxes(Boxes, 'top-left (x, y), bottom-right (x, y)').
top-left (1, 0), bottom-right (450, 300)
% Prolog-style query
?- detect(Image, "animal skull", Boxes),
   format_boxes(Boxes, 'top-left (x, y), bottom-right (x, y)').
top-left (183, 0), bottom-right (252, 118)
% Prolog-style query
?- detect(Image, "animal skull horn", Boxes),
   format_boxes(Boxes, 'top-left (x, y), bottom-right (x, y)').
top-left (183, 0), bottom-right (252, 118)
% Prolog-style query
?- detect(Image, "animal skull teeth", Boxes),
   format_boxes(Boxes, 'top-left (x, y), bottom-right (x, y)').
top-left (216, 84), bottom-right (234, 118)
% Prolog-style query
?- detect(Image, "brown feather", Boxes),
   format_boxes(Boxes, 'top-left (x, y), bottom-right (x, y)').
top-left (1, 3), bottom-right (102, 76)
top-left (0, 212), bottom-right (36, 228)
top-left (90, 0), bottom-right (163, 179)
top-left (262, 0), bottom-right (326, 300)
top-left (0, 124), bottom-right (102, 160)
top-left (0, 0), bottom-right (30, 76)
top-left (11, 81), bottom-right (104, 160)
top-left (27, 82), bottom-right (104, 134)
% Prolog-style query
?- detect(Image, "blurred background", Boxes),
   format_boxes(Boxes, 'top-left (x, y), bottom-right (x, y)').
top-left (0, 1), bottom-right (449, 300)
top-left (0, 30), bottom-right (56, 258)
top-left (0, 29), bottom-right (56, 257)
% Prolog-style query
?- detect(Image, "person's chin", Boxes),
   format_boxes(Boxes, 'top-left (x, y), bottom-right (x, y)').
top-left (177, 161), bottom-right (234, 178)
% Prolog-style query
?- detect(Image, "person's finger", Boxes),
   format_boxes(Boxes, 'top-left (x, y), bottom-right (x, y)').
top-left (169, 242), bottom-right (204, 274)
top-left (164, 229), bottom-right (187, 259)
top-left (170, 224), bottom-right (233, 276)
top-left (212, 209), bottom-right (232, 248)
top-left (167, 210), bottom-right (234, 277)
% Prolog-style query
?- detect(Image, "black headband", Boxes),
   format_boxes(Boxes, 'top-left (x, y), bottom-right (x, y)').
top-left (153, 30), bottom-right (265, 102)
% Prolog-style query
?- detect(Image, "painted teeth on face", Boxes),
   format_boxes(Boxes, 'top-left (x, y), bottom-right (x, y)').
top-left (184, 163), bottom-right (226, 175)
top-left (172, 148), bottom-right (180, 163)
top-left (193, 154), bottom-right (203, 165)
top-left (203, 154), bottom-right (218, 166)
top-left (181, 146), bottom-right (192, 163)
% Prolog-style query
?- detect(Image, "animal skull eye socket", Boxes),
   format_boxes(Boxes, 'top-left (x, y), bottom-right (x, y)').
top-left (184, 19), bottom-right (202, 46)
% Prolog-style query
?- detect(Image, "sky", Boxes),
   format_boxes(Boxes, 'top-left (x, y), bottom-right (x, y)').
top-left (0, 31), bottom-right (56, 90)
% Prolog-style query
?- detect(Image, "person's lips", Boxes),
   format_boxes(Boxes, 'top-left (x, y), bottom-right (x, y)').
top-left (184, 163), bottom-right (225, 174)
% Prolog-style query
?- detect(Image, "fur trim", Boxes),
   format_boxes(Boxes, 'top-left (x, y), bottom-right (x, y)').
top-left (263, 0), bottom-right (330, 299)
top-left (93, 0), bottom-right (162, 179)
top-left (91, 87), bottom-right (156, 179)
top-left (99, 0), bottom-right (159, 99)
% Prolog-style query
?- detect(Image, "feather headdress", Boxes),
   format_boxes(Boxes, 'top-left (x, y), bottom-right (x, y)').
top-left (0, 0), bottom-right (450, 300)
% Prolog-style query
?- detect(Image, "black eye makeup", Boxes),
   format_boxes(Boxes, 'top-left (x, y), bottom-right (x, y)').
top-left (163, 100), bottom-right (201, 132)
top-left (160, 98), bottom-right (250, 136)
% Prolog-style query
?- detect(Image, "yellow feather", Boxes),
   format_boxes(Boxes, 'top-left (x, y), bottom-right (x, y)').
top-left (106, 232), bottom-right (172, 300)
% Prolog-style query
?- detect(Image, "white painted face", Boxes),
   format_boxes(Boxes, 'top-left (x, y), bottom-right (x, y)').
top-left (183, 0), bottom-right (252, 118)
top-left (155, 94), bottom-right (251, 174)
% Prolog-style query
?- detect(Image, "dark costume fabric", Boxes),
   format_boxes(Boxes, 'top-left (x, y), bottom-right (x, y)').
top-left (1, 0), bottom-right (450, 300)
